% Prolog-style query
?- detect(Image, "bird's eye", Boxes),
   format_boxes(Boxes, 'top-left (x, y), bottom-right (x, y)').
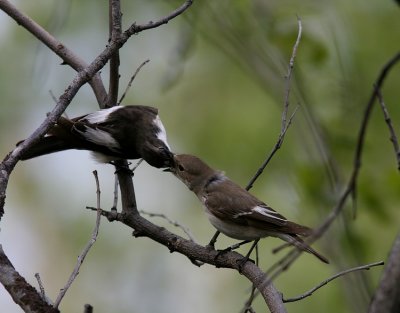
top-left (178, 164), bottom-right (185, 171)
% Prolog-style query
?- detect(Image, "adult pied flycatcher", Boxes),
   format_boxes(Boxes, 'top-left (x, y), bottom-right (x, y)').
top-left (18, 105), bottom-right (173, 168)
top-left (168, 154), bottom-right (329, 264)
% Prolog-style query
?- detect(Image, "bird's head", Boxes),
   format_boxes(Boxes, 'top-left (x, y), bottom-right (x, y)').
top-left (141, 140), bottom-right (174, 168)
top-left (165, 154), bottom-right (216, 193)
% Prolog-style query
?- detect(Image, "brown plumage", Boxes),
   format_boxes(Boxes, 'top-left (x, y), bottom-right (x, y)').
top-left (170, 154), bottom-right (329, 264)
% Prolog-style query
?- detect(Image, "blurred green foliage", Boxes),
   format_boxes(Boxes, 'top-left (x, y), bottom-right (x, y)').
top-left (0, 0), bottom-right (399, 312)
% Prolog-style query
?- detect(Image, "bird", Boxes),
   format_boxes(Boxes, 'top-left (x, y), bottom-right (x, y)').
top-left (17, 105), bottom-right (173, 168)
top-left (168, 154), bottom-right (329, 264)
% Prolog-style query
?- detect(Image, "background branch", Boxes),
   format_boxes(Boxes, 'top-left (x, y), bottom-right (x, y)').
top-left (283, 261), bottom-right (384, 303)
top-left (0, 0), bottom-right (108, 107)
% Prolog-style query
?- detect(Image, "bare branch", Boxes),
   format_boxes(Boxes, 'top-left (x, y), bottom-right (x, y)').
top-left (0, 245), bottom-right (59, 313)
top-left (246, 105), bottom-right (299, 190)
top-left (0, 0), bottom-right (108, 107)
top-left (108, 0), bottom-right (122, 107)
top-left (284, 261), bottom-right (384, 303)
top-left (118, 60), bottom-right (150, 105)
top-left (246, 17), bottom-right (302, 191)
top-left (53, 170), bottom-right (102, 308)
top-left (311, 51), bottom-right (400, 241)
top-left (114, 169), bottom-right (287, 313)
top-left (369, 233), bottom-right (400, 313)
top-left (0, 0), bottom-right (194, 219)
top-left (282, 16), bottom-right (302, 131)
top-left (375, 86), bottom-right (400, 170)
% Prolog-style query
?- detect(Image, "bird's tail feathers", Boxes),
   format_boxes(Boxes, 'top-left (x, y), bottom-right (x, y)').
top-left (278, 233), bottom-right (329, 264)
top-left (17, 136), bottom-right (74, 160)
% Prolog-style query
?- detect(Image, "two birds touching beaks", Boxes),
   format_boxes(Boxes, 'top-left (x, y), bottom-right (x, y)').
top-left (17, 105), bottom-right (328, 264)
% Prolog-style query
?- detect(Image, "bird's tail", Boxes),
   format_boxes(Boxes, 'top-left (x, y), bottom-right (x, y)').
top-left (17, 136), bottom-right (74, 160)
top-left (278, 233), bottom-right (329, 264)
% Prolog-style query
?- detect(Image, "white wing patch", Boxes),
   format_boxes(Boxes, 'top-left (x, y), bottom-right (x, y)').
top-left (84, 106), bottom-right (121, 124)
top-left (252, 206), bottom-right (287, 222)
top-left (75, 126), bottom-right (120, 151)
top-left (153, 115), bottom-right (171, 149)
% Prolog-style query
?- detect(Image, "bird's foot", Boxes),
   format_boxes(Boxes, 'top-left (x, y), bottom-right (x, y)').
top-left (110, 161), bottom-right (134, 176)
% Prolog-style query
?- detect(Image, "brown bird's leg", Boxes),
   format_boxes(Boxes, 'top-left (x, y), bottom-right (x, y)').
top-left (237, 239), bottom-right (260, 273)
top-left (206, 230), bottom-right (221, 249)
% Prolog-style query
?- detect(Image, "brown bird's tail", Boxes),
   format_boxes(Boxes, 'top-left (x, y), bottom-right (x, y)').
top-left (278, 233), bottom-right (329, 264)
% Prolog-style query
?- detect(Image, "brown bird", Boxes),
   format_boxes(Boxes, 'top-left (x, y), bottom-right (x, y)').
top-left (168, 154), bottom-right (328, 264)
top-left (17, 105), bottom-right (173, 168)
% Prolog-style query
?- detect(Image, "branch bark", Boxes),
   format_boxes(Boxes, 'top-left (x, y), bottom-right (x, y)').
top-left (0, 0), bottom-right (108, 108)
top-left (368, 233), bottom-right (400, 313)
top-left (0, 245), bottom-right (59, 313)
top-left (113, 169), bottom-right (287, 313)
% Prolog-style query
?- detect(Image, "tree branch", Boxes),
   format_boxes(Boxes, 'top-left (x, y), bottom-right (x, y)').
top-left (0, 0), bottom-right (194, 218)
top-left (107, 0), bottom-right (122, 107)
top-left (283, 261), bottom-right (384, 303)
top-left (53, 171), bottom-right (102, 308)
top-left (375, 86), bottom-right (400, 170)
top-left (311, 51), bottom-right (400, 241)
top-left (0, 0), bottom-right (108, 107)
top-left (0, 245), bottom-right (59, 313)
top-left (246, 17), bottom-right (302, 191)
top-left (114, 169), bottom-right (287, 313)
top-left (368, 233), bottom-right (400, 313)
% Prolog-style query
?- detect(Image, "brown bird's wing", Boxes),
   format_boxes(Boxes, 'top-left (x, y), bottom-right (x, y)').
top-left (204, 179), bottom-right (287, 227)
top-left (205, 179), bottom-right (312, 236)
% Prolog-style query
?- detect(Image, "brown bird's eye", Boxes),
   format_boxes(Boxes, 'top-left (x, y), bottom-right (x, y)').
top-left (178, 164), bottom-right (185, 171)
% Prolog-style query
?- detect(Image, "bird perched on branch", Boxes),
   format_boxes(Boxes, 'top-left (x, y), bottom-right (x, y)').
top-left (168, 154), bottom-right (329, 264)
top-left (17, 105), bottom-right (173, 168)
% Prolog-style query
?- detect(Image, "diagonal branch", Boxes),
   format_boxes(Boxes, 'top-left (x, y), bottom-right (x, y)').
top-left (0, 0), bottom-right (194, 219)
top-left (246, 17), bottom-right (302, 191)
top-left (375, 86), bottom-right (400, 170)
top-left (0, 0), bottom-right (108, 107)
top-left (283, 261), bottom-right (384, 303)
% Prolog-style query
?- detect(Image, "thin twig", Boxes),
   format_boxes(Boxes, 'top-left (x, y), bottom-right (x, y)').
top-left (140, 210), bottom-right (196, 242)
top-left (34, 273), bottom-right (47, 302)
top-left (53, 170), bottom-right (102, 308)
top-left (118, 60), bottom-right (150, 105)
top-left (375, 86), bottom-right (400, 170)
top-left (283, 261), bottom-right (384, 303)
top-left (0, 0), bottom-right (108, 107)
top-left (311, 51), bottom-right (400, 240)
top-left (245, 17), bottom-right (302, 191)
top-left (131, 158), bottom-right (144, 172)
top-left (282, 16), bottom-right (302, 131)
top-left (240, 19), bottom-right (303, 311)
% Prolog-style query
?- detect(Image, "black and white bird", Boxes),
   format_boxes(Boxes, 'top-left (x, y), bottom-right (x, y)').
top-left (18, 105), bottom-right (173, 168)
top-left (169, 154), bottom-right (329, 263)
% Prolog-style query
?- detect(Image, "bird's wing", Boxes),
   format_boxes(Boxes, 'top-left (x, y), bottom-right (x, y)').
top-left (204, 180), bottom-right (288, 227)
top-left (69, 113), bottom-right (122, 152)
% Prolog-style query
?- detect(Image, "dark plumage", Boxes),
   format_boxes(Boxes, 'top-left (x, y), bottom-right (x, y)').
top-left (17, 105), bottom-right (173, 168)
